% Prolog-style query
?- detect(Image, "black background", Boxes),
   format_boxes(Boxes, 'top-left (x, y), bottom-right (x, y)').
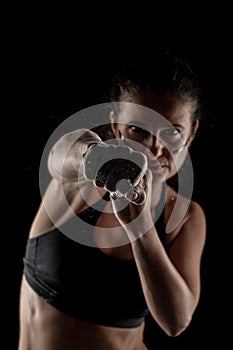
top-left (2, 13), bottom-right (231, 349)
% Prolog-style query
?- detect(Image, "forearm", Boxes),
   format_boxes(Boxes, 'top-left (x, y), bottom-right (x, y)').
top-left (48, 129), bottom-right (103, 181)
top-left (131, 227), bottom-right (196, 336)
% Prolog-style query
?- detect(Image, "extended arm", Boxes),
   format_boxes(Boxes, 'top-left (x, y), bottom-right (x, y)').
top-left (33, 128), bottom-right (147, 235)
top-left (48, 129), bottom-right (103, 181)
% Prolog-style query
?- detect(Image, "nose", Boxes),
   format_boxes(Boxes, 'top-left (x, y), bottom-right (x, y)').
top-left (147, 136), bottom-right (164, 157)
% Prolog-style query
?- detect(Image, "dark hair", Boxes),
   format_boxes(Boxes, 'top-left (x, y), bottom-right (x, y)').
top-left (110, 51), bottom-right (203, 127)
top-left (92, 51), bottom-right (203, 141)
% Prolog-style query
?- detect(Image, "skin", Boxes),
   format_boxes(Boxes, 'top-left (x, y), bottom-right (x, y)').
top-left (18, 93), bottom-right (206, 350)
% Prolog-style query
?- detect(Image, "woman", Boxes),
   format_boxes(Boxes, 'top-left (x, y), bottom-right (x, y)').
top-left (18, 51), bottom-right (206, 350)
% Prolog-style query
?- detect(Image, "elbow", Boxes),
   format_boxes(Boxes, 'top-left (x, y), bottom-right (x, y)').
top-left (159, 294), bottom-right (197, 337)
top-left (153, 308), bottom-right (192, 337)
top-left (163, 315), bottom-right (192, 337)
top-left (165, 325), bottom-right (189, 337)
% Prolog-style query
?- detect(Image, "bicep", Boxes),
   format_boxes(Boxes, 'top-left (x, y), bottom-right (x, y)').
top-left (30, 177), bottom-right (105, 236)
top-left (166, 202), bottom-right (206, 304)
top-left (30, 179), bottom-right (81, 235)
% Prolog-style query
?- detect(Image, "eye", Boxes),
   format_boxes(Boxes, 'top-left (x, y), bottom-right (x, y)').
top-left (159, 128), bottom-right (180, 140)
top-left (159, 127), bottom-right (184, 149)
top-left (128, 125), bottom-right (151, 139)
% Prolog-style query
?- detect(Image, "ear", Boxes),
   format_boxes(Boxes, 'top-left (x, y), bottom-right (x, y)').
top-left (193, 120), bottom-right (199, 134)
top-left (191, 120), bottom-right (199, 140)
top-left (109, 111), bottom-right (118, 138)
top-left (186, 120), bottom-right (199, 148)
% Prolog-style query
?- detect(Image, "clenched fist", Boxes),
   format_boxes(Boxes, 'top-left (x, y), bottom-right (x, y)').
top-left (83, 143), bottom-right (148, 201)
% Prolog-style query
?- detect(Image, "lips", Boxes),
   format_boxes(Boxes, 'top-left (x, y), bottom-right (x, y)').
top-left (148, 160), bottom-right (169, 172)
top-left (148, 161), bottom-right (162, 170)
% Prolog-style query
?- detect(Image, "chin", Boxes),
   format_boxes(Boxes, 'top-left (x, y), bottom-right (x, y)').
top-left (164, 168), bottom-right (177, 181)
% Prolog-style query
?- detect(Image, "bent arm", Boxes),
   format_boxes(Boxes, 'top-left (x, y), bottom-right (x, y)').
top-left (130, 201), bottom-right (206, 337)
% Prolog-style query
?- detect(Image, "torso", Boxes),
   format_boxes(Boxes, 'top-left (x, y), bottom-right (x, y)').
top-left (19, 276), bottom-right (147, 350)
top-left (19, 181), bottom-right (184, 350)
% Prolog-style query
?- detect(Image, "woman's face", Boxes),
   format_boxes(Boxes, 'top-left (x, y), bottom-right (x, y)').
top-left (110, 93), bottom-right (198, 180)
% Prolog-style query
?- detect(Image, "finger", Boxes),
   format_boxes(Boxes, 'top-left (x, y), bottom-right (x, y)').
top-left (125, 186), bottom-right (146, 205)
top-left (110, 192), bottom-right (130, 212)
top-left (125, 169), bottom-right (152, 205)
top-left (94, 159), bottom-right (115, 188)
top-left (113, 179), bottom-right (144, 203)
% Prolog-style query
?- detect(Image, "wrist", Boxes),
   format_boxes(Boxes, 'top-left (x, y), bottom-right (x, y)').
top-left (123, 216), bottom-right (155, 242)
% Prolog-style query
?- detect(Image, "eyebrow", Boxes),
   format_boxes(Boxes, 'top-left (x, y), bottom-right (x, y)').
top-left (125, 121), bottom-right (185, 131)
top-left (125, 121), bottom-right (151, 130)
top-left (172, 123), bottom-right (185, 130)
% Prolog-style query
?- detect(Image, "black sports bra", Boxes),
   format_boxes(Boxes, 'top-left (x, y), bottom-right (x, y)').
top-left (23, 188), bottom-right (166, 328)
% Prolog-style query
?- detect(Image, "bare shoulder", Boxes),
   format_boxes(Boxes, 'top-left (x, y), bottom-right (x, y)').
top-left (187, 198), bottom-right (206, 222)
top-left (164, 185), bottom-right (206, 247)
